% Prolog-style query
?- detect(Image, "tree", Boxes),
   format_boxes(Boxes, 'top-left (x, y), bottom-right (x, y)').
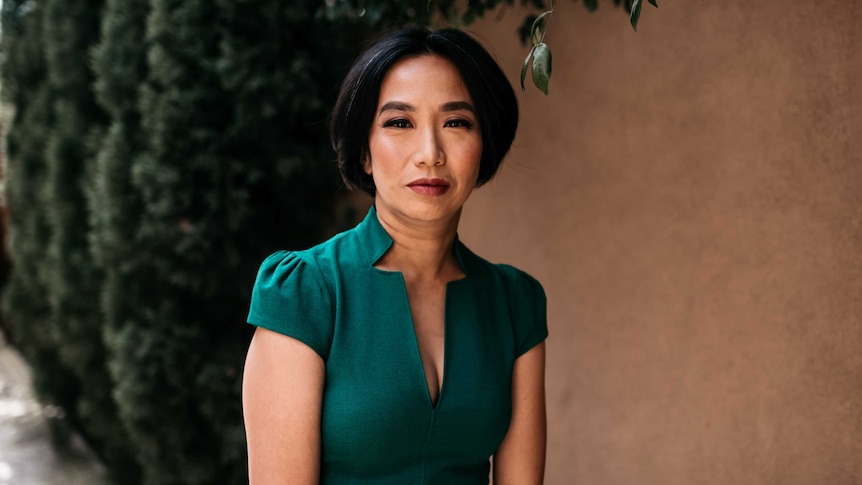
top-left (102, 2), bottom-right (240, 481)
top-left (40, 0), bottom-right (122, 458)
top-left (89, 0), bottom-right (152, 480)
top-left (0, 0), bottom-right (77, 427)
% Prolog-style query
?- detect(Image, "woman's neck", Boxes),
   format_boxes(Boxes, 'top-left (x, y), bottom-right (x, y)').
top-left (373, 204), bottom-right (464, 282)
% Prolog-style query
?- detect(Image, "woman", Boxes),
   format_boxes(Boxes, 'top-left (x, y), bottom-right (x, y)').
top-left (243, 27), bottom-right (547, 484)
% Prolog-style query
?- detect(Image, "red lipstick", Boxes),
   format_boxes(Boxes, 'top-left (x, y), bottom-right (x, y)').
top-left (407, 178), bottom-right (450, 196)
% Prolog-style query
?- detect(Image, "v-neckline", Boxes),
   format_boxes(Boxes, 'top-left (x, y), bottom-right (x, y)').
top-left (370, 261), bottom-right (468, 410)
top-left (393, 274), bottom-right (467, 410)
top-left (360, 206), bottom-right (470, 410)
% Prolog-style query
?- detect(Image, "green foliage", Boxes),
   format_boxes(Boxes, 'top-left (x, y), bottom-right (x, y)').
top-left (0, 0), bottom-right (141, 480)
top-left (630, 0), bottom-right (658, 31)
top-left (532, 43), bottom-right (553, 95)
top-left (321, 1), bottom-right (657, 94)
top-left (115, 2), bottom-right (242, 482)
top-left (1, 0), bottom-right (63, 395)
top-left (521, 10), bottom-right (554, 95)
top-left (510, 0), bottom-right (658, 92)
top-left (89, 0), bottom-right (152, 482)
top-left (41, 0), bottom-right (112, 435)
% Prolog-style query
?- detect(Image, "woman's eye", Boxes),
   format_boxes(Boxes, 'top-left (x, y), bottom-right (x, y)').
top-left (382, 118), bottom-right (411, 129)
top-left (444, 118), bottom-right (474, 129)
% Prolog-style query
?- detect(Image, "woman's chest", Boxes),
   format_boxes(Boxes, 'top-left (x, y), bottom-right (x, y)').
top-left (320, 273), bottom-right (518, 478)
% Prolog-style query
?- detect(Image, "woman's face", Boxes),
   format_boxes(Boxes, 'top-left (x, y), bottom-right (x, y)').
top-left (365, 54), bottom-right (482, 226)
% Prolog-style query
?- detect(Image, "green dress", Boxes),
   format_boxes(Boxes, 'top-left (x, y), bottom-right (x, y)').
top-left (247, 206), bottom-right (547, 484)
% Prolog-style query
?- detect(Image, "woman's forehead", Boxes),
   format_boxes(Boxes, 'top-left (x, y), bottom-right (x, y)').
top-left (377, 55), bottom-right (472, 107)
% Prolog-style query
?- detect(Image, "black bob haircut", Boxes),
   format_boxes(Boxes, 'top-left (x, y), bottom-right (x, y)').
top-left (331, 27), bottom-right (519, 196)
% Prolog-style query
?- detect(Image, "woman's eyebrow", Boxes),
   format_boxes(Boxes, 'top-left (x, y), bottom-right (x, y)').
top-left (378, 101), bottom-right (414, 114)
top-left (440, 101), bottom-right (475, 113)
top-left (378, 100), bottom-right (475, 114)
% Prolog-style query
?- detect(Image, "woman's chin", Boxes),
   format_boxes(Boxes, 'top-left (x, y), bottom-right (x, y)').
top-left (376, 198), bottom-right (463, 225)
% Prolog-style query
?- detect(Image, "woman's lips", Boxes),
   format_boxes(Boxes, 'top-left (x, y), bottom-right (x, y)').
top-left (407, 178), bottom-right (450, 196)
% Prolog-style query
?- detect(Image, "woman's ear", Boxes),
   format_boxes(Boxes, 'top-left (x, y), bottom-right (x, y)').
top-left (362, 155), bottom-right (372, 175)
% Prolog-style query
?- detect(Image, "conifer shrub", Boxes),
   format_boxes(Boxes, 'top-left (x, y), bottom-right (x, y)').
top-left (0, 0), bottom-right (77, 419)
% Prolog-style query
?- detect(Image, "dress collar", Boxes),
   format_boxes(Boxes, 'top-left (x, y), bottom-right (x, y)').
top-left (356, 205), bottom-right (395, 267)
top-left (355, 205), bottom-right (469, 276)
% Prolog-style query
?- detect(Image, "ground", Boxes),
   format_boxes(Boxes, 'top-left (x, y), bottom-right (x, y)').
top-left (0, 333), bottom-right (110, 485)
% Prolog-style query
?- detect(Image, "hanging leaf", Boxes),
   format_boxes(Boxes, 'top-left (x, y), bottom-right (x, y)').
top-left (532, 42), bottom-right (552, 95)
top-left (630, 0), bottom-right (643, 31)
top-left (648, 0), bottom-right (658, 6)
top-left (521, 45), bottom-right (536, 91)
top-left (530, 11), bottom-right (552, 46)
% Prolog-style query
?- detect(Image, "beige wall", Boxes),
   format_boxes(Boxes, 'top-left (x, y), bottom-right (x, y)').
top-left (460, 1), bottom-right (862, 483)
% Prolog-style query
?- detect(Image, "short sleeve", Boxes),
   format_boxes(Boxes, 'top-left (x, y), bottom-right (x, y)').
top-left (247, 250), bottom-right (334, 360)
top-left (503, 267), bottom-right (549, 358)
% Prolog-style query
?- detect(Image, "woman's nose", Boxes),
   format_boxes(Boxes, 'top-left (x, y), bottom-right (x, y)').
top-left (414, 126), bottom-right (444, 167)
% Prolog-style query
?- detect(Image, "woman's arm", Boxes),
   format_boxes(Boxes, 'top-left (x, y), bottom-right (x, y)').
top-left (242, 327), bottom-right (325, 485)
top-left (493, 341), bottom-right (547, 485)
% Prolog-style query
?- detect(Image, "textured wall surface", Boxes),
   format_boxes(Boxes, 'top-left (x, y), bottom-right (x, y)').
top-left (460, 1), bottom-right (862, 483)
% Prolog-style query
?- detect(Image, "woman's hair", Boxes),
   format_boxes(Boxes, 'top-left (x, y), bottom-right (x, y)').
top-left (331, 27), bottom-right (519, 195)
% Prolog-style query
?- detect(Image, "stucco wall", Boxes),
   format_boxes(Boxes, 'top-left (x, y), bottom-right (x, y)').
top-left (461, 1), bottom-right (862, 483)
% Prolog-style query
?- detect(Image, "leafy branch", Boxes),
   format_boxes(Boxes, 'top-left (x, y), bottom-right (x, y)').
top-left (629, 0), bottom-right (658, 32)
top-left (520, 4), bottom-right (554, 95)
top-left (519, 0), bottom-right (658, 95)
top-left (350, 0), bottom-right (660, 95)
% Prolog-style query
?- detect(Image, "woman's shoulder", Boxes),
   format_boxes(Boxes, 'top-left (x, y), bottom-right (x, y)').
top-left (458, 243), bottom-right (545, 295)
top-left (490, 263), bottom-right (547, 317)
top-left (250, 249), bottom-right (331, 311)
top-left (257, 224), bottom-right (363, 279)
top-left (247, 231), bottom-right (361, 360)
top-left (492, 263), bottom-right (543, 290)
top-left (459, 247), bottom-right (548, 356)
